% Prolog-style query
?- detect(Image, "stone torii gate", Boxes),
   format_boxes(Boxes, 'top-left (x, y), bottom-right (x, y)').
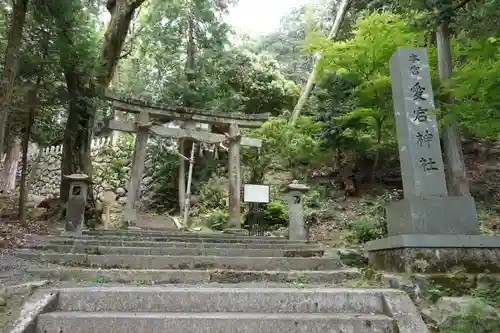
top-left (105, 92), bottom-right (269, 232)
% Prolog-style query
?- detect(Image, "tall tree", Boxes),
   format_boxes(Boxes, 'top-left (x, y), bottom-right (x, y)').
top-left (253, 0), bottom-right (337, 85)
top-left (0, 0), bottom-right (29, 157)
top-left (290, 0), bottom-right (351, 125)
top-left (434, 0), bottom-right (473, 196)
top-left (45, 0), bottom-right (146, 202)
top-left (179, 0), bottom-right (198, 214)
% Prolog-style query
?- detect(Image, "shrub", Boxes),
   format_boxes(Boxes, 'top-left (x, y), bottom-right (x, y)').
top-left (147, 152), bottom-right (179, 212)
top-left (262, 200), bottom-right (289, 229)
top-left (345, 189), bottom-right (401, 243)
top-left (197, 175), bottom-right (228, 210)
top-left (347, 216), bottom-right (385, 243)
top-left (199, 209), bottom-right (229, 231)
top-left (441, 284), bottom-right (500, 333)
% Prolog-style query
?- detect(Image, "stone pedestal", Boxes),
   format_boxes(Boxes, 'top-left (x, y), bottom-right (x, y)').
top-left (64, 174), bottom-right (91, 232)
top-left (386, 195), bottom-right (479, 235)
top-left (366, 235), bottom-right (500, 273)
top-left (367, 202), bottom-right (500, 273)
top-left (284, 182), bottom-right (309, 241)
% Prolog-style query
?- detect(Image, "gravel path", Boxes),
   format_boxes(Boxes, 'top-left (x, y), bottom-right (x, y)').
top-left (0, 234), bottom-right (60, 287)
top-left (0, 251), bottom-right (47, 287)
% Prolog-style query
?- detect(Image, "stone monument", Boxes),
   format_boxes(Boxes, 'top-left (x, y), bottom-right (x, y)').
top-left (64, 174), bottom-right (91, 232)
top-left (365, 48), bottom-right (500, 273)
top-left (284, 181), bottom-right (309, 241)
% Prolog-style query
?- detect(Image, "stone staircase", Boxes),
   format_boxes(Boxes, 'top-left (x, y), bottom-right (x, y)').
top-left (9, 229), bottom-right (429, 333)
top-left (17, 229), bottom-right (358, 284)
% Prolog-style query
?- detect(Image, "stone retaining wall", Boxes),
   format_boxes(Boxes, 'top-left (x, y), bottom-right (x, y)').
top-left (15, 136), bottom-right (140, 202)
top-left (14, 135), bottom-right (219, 208)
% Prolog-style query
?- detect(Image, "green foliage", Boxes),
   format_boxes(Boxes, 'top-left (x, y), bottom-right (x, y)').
top-left (305, 191), bottom-right (340, 228)
top-left (348, 216), bottom-right (385, 243)
top-left (252, 0), bottom-right (337, 84)
top-left (197, 209), bottom-right (229, 231)
top-left (92, 136), bottom-right (134, 191)
top-left (189, 175), bottom-right (228, 229)
top-left (262, 200), bottom-right (289, 228)
top-left (243, 116), bottom-right (324, 180)
top-left (441, 283), bottom-right (500, 333)
top-left (346, 190), bottom-right (401, 243)
top-left (305, 12), bottom-right (426, 78)
top-left (474, 282), bottom-right (500, 307)
top-left (303, 12), bottom-right (428, 166)
top-left (117, 0), bottom-right (298, 116)
top-left (450, 36), bottom-right (500, 137)
top-left (146, 145), bottom-right (180, 212)
top-left (196, 175), bottom-right (228, 211)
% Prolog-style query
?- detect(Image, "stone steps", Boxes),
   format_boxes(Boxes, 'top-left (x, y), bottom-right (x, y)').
top-left (10, 229), bottom-right (430, 333)
top-left (15, 251), bottom-right (340, 270)
top-left (82, 229), bottom-right (286, 240)
top-left (48, 234), bottom-right (308, 244)
top-left (21, 230), bottom-right (337, 284)
top-left (36, 311), bottom-right (395, 333)
top-left (29, 244), bottom-right (323, 257)
top-left (30, 287), bottom-right (426, 333)
top-left (41, 238), bottom-right (322, 249)
top-left (26, 267), bottom-right (361, 284)
top-left (55, 287), bottom-right (385, 313)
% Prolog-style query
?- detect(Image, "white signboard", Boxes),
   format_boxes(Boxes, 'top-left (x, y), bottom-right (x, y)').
top-left (243, 184), bottom-right (270, 203)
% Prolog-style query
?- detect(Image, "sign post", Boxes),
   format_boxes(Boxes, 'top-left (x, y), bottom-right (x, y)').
top-left (243, 184), bottom-right (270, 236)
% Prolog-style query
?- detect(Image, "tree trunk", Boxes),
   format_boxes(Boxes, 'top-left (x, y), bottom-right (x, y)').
top-left (435, 10), bottom-right (470, 196)
top-left (0, 0), bottom-right (29, 157)
top-left (19, 83), bottom-right (39, 224)
top-left (1, 136), bottom-right (21, 192)
top-left (179, 6), bottom-right (197, 214)
top-left (59, 73), bottom-right (94, 201)
top-left (371, 118), bottom-right (383, 184)
top-left (290, 0), bottom-right (351, 125)
top-left (94, 0), bottom-right (145, 88)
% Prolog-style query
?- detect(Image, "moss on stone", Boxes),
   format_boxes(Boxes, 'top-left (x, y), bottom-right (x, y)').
top-left (426, 273), bottom-right (477, 297)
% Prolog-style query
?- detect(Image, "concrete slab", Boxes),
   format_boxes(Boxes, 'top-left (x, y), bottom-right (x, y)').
top-left (16, 251), bottom-right (88, 265)
top-left (36, 312), bottom-right (395, 333)
top-left (83, 229), bottom-right (258, 237)
top-left (136, 213), bottom-right (178, 230)
top-left (5, 291), bottom-right (57, 333)
top-left (83, 229), bottom-right (291, 239)
top-left (87, 254), bottom-right (341, 270)
top-left (56, 287), bottom-right (385, 314)
top-left (16, 252), bottom-right (341, 270)
top-left (382, 291), bottom-right (430, 333)
top-left (31, 245), bottom-right (324, 258)
top-left (26, 268), bottom-right (360, 284)
top-left (45, 234), bottom-right (309, 244)
top-left (40, 239), bottom-right (323, 250)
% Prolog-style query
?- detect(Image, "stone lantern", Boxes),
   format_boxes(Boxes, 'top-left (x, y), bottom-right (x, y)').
top-left (284, 181), bottom-right (310, 241)
top-left (64, 174), bottom-right (91, 232)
